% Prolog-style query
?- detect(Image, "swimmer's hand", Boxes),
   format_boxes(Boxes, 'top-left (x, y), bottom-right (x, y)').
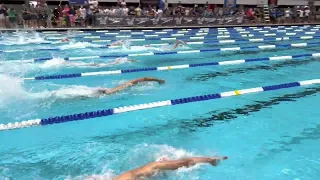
top-left (157, 79), bottom-right (165, 84)
top-left (209, 156), bottom-right (228, 166)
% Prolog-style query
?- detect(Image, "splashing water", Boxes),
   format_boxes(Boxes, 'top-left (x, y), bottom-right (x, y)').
top-left (39, 58), bottom-right (68, 68)
top-left (59, 42), bottom-right (102, 50)
top-left (0, 32), bottom-right (48, 45)
top-left (0, 75), bottom-right (29, 106)
top-left (83, 144), bottom-right (203, 180)
top-left (45, 86), bottom-right (102, 99)
top-left (39, 58), bottom-right (130, 69)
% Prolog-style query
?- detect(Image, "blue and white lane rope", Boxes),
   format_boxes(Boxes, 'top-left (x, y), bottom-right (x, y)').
top-left (39, 25), bottom-right (319, 35)
top-left (27, 25), bottom-right (320, 38)
top-left (41, 27), bottom-right (320, 39)
top-left (11, 32), bottom-right (319, 47)
top-left (42, 28), bottom-right (320, 39)
top-left (44, 28), bottom-right (320, 39)
top-left (1, 79), bottom-right (319, 131)
top-left (62, 31), bottom-right (320, 42)
top-left (14, 41), bottom-right (320, 63)
top-left (10, 31), bottom-right (320, 46)
top-left (24, 53), bottom-right (320, 81)
top-left (5, 35), bottom-right (320, 54)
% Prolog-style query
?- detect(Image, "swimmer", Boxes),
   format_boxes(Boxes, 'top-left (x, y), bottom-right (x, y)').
top-left (61, 38), bottom-right (70, 42)
top-left (144, 40), bottom-right (186, 50)
top-left (96, 57), bottom-right (138, 67)
top-left (86, 156), bottom-right (227, 180)
top-left (95, 77), bottom-right (165, 95)
top-left (172, 40), bottom-right (186, 49)
top-left (107, 40), bottom-right (126, 47)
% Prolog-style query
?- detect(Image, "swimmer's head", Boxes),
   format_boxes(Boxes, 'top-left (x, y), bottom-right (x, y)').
top-left (156, 156), bottom-right (169, 162)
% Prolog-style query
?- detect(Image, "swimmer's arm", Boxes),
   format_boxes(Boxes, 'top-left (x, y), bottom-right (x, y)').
top-left (154, 156), bottom-right (228, 170)
top-left (105, 77), bottom-right (165, 95)
top-left (129, 77), bottom-right (165, 85)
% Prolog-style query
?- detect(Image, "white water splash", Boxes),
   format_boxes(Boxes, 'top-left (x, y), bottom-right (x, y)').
top-left (83, 144), bottom-right (202, 180)
top-left (39, 57), bottom-right (132, 69)
top-left (59, 42), bottom-right (102, 50)
top-left (0, 75), bottom-right (29, 106)
top-left (0, 32), bottom-right (49, 45)
top-left (45, 86), bottom-right (102, 99)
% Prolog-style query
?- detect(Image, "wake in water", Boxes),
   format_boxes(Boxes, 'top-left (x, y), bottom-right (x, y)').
top-left (0, 75), bottom-right (100, 103)
top-left (0, 32), bottom-right (49, 45)
top-left (59, 42), bottom-right (102, 50)
top-left (39, 57), bottom-right (134, 69)
top-left (0, 75), bottom-right (158, 103)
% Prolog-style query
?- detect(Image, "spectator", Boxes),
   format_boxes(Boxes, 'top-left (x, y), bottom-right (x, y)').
top-left (62, 4), bottom-right (70, 26)
top-left (8, 8), bottom-right (16, 28)
top-left (142, 6), bottom-right (149, 16)
top-left (122, 5), bottom-right (129, 16)
top-left (246, 8), bottom-right (256, 23)
top-left (30, 4), bottom-right (39, 28)
top-left (185, 7), bottom-right (190, 16)
top-left (0, 4), bottom-right (5, 28)
top-left (135, 4), bottom-right (142, 16)
top-left (164, 0), bottom-right (169, 11)
top-left (148, 5), bottom-right (156, 16)
top-left (86, 7), bottom-right (94, 27)
top-left (292, 6), bottom-right (297, 23)
top-left (192, 4), bottom-right (198, 16)
top-left (297, 6), bottom-right (304, 22)
top-left (218, 7), bottom-right (224, 17)
top-left (121, 0), bottom-right (126, 7)
top-left (79, 6), bottom-right (86, 26)
top-left (44, 4), bottom-right (52, 28)
top-left (254, 8), bottom-right (261, 23)
top-left (175, 2), bottom-right (184, 16)
top-left (128, 6), bottom-right (135, 15)
top-left (276, 8), bottom-right (285, 24)
top-left (39, 5), bottom-right (47, 28)
top-left (285, 7), bottom-right (291, 23)
top-left (304, 6), bottom-right (310, 22)
top-left (204, 7), bottom-right (212, 17)
top-left (157, 8), bottom-right (163, 18)
top-left (22, 8), bottom-right (30, 28)
top-left (69, 6), bottom-right (76, 26)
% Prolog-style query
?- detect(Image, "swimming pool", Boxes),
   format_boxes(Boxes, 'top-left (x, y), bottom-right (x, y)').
top-left (0, 25), bottom-right (320, 180)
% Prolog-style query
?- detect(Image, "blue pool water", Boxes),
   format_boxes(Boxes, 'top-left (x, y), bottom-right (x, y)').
top-left (0, 26), bottom-right (320, 180)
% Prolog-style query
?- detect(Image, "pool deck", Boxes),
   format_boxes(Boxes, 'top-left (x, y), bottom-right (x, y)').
top-left (1, 22), bottom-right (319, 31)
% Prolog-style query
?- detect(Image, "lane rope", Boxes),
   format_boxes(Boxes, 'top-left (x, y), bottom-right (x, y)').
top-left (10, 41), bottom-right (320, 63)
top-left (1, 79), bottom-right (319, 131)
top-left (5, 26), bottom-right (319, 45)
top-left (4, 34), bottom-right (320, 53)
top-left (38, 25), bottom-right (318, 35)
top-left (50, 31), bottom-right (320, 42)
top-left (44, 28), bottom-right (320, 40)
top-left (24, 53), bottom-right (320, 81)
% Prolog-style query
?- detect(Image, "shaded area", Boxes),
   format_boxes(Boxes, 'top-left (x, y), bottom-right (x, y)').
top-left (92, 87), bottom-right (320, 142)
top-left (143, 45), bottom-right (320, 66)
top-left (256, 118), bottom-right (320, 160)
top-left (186, 57), bottom-right (320, 82)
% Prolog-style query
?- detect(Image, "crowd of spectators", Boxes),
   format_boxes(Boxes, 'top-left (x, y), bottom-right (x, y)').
top-left (0, 0), bottom-right (318, 28)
